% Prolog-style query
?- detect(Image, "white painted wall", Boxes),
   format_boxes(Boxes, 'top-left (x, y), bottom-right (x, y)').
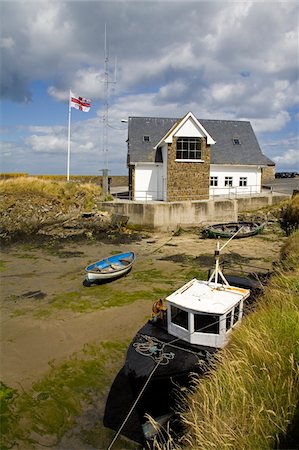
top-left (134, 164), bottom-right (163, 201)
top-left (209, 165), bottom-right (262, 196)
top-left (174, 118), bottom-right (205, 138)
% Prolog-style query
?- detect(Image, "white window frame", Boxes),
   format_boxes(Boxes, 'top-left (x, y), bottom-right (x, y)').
top-left (224, 176), bottom-right (233, 187)
top-left (210, 176), bottom-right (218, 187)
top-left (239, 177), bottom-right (247, 187)
top-left (176, 137), bottom-right (202, 161)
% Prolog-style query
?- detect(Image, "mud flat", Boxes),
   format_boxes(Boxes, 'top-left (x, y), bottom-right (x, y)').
top-left (0, 224), bottom-right (285, 449)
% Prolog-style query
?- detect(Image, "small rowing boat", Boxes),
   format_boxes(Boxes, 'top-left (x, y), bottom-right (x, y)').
top-left (202, 221), bottom-right (265, 239)
top-left (84, 251), bottom-right (135, 286)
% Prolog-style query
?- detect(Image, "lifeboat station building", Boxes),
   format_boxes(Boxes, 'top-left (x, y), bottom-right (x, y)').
top-left (126, 112), bottom-right (275, 202)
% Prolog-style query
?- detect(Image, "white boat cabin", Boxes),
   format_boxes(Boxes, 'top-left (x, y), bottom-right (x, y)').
top-left (166, 279), bottom-right (250, 348)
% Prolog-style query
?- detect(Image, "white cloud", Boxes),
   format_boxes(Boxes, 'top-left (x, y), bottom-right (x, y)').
top-left (250, 111), bottom-right (291, 133)
top-left (273, 149), bottom-right (299, 168)
top-left (1, 0), bottom-right (299, 174)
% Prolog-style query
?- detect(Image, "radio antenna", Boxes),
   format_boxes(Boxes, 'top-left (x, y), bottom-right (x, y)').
top-left (102, 24), bottom-right (116, 172)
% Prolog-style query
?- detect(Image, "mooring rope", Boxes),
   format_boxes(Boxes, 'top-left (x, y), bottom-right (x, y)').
top-left (106, 307), bottom-right (247, 450)
top-left (106, 359), bottom-right (162, 450)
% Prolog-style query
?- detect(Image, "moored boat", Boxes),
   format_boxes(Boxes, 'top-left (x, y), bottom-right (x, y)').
top-left (84, 251), bottom-right (135, 286)
top-left (202, 221), bottom-right (265, 239)
top-left (104, 236), bottom-right (251, 447)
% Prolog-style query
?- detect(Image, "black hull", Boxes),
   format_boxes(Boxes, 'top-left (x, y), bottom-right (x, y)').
top-left (104, 320), bottom-right (216, 444)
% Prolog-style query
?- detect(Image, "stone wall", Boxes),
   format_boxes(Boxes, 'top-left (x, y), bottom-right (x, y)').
top-left (262, 165), bottom-right (276, 182)
top-left (167, 137), bottom-right (210, 201)
top-left (128, 166), bottom-right (135, 199)
top-left (98, 193), bottom-right (288, 230)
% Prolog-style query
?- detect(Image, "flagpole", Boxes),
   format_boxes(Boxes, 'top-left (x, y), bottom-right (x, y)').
top-left (67, 90), bottom-right (71, 182)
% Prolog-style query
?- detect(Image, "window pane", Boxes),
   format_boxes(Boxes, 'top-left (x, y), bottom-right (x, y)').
top-left (239, 177), bottom-right (247, 187)
top-left (226, 311), bottom-right (232, 331)
top-left (176, 138), bottom-right (201, 159)
top-left (233, 303), bottom-right (240, 324)
top-left (171, 306), bottom-right (188, 330)
top-left (225, 177), bottom-right (233, 187)
top-left (194, 313), bottom-right (220, 334)
top-left (210, 176), bottom-right (218, 187)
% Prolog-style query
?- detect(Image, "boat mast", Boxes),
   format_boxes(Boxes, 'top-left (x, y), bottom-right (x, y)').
top-left (208, 226), bottom-right (243, 287)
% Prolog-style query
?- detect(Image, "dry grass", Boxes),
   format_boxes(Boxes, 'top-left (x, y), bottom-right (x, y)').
top-left (278, 194), bottom-right (299, 236)
top-left (0, 176), bottom-right (102, 211)
top-left (156, 231), bottom-right (299, 450)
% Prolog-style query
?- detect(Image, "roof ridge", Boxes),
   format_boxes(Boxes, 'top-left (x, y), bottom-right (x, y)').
top-left (129, 116), bottom-right (251, 123)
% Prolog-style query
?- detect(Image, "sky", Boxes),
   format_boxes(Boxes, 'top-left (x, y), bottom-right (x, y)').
top-left (0, 0), bottom-right (298, 176)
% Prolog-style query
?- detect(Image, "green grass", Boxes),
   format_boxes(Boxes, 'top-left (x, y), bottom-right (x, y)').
top-left (27, 285), bottom-right (173, 318)
top-left (0, 260), bottom-right (7, 272)
top-left (4, 257), bottom-right (212, 320)
top-left (48, 288), bottom-right (157, 312)
top-left (7, 262), bottom-right (198, 319)
top-left (0, 341), bottom-right (132, 450)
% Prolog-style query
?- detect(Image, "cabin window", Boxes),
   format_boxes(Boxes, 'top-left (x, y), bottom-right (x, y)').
top-left (210, 176), bottom-right (218, 187)
top-left (176, 138), bottom-right (202, 160)
top-left (194, 313), bottom-right (220, 334)
top-left (233, 302), bottom-right (240, 325)
top-left (171, 306), bottom-right (188, 330)
top-left (143, 135), bottom-right (150, 142)
top-left (226, 310), bottom-right (232, 331)
top-left (239, 177), bottom-right (247, 187)
top-left (225, 176), bottom-right (233, 187)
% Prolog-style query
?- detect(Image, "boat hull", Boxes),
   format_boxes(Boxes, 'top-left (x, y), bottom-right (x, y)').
top-left (203, 221), bottom-right (265, 239)
top-left (104, 320), bottom-right (215, 444)
top-left (85, 251), bottom-right (134, 282)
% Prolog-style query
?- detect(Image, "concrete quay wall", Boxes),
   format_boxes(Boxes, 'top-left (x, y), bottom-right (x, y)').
top-left (98, 193), bottom-right (288, 230)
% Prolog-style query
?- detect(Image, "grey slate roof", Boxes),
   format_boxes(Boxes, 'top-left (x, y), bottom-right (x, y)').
top-left (127, 116), bottom-right (275, 166)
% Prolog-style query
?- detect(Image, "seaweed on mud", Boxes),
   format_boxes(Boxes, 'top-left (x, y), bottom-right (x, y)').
top-left (158, 253), bottom-right (192, 264)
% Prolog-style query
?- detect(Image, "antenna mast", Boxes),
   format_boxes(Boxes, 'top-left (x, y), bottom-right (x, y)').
top-left (102, 24), bottom-right (116, 172)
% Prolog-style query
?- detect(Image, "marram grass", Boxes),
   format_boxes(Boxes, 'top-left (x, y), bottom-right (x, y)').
top-left (157, 231), bottom-right (299, 450)
top-left (0, 176), bottom-right (102, 212)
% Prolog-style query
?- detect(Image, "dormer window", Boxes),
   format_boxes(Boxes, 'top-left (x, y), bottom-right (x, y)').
top-left (233, 138), bottom-right (241, 145)
top-left (176, 137), bottom-right (202, 160)
top-left (143, 135), bottom-right (150, 142)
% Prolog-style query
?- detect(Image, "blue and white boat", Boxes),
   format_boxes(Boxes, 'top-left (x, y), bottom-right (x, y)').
top-left (84, 251), bottom-right (135, 285)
